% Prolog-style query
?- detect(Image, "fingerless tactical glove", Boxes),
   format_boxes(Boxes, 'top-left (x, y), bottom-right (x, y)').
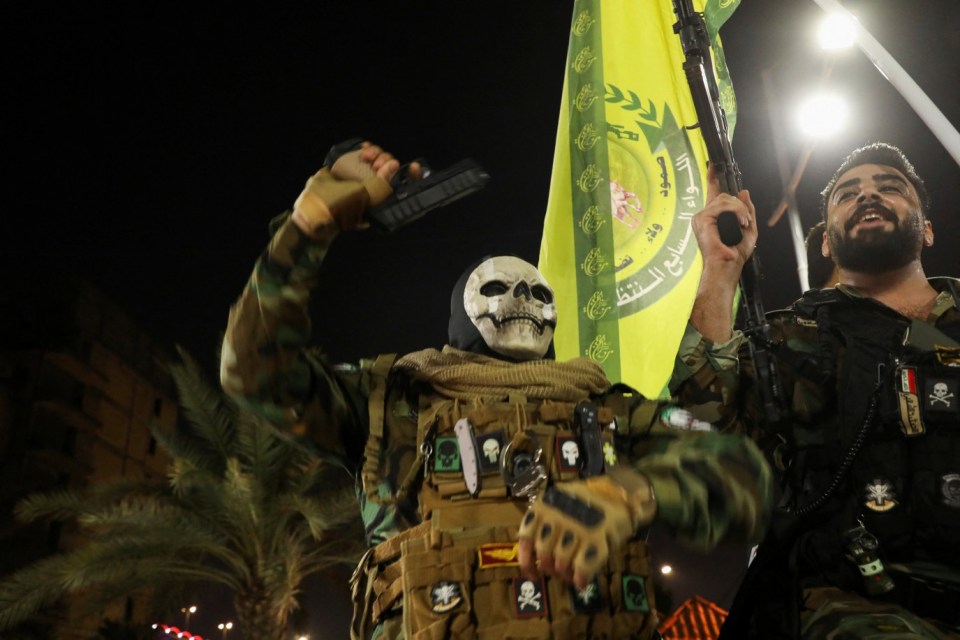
top-left (292, 149), bottom-right (393, 236)
top-left (519, 468), bottom-right (656, 588)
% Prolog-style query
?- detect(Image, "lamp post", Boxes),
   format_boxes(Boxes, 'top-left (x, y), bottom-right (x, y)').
top-left (763, 13), bottom-right (853, 293)
top-left (180, 606), bottom-right (197, 629)
top-left (218, 621), bottom-right (233, 640)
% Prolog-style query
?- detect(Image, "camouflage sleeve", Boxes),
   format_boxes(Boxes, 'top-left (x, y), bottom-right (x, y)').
top-left (669, 321), bottom-right (745, 428)
top-left (618, 323), bottom-right (772, 548)
top-left (220, 215), bottom-right (368, 459)
top-left (627, 411), bottom-right (773, 549)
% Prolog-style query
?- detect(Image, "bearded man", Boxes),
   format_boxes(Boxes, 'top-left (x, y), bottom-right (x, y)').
top-left (220, 142), bottom-right (772, 639)
top-left (683, 142), bottom-right (959, 639)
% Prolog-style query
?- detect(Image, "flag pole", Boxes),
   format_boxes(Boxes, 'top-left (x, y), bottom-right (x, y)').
top-left (810, 0), bottom-right (960, 167)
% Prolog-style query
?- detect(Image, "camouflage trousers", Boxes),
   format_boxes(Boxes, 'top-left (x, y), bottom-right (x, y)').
top-left (800, 588), bottom-right (959, 639)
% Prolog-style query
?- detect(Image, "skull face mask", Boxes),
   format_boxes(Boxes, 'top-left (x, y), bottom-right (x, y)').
top-left (461, 256), bottom-right (557, 361)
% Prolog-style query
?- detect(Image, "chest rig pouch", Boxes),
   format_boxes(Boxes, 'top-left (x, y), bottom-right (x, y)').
top-left (354, 379), bottom-right (658, 639)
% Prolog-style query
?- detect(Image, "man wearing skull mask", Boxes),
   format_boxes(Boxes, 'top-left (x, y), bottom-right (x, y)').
top-left (221, 142), bottom-right (772, 639)
top-left (681, 143), bottom-right (960, 638)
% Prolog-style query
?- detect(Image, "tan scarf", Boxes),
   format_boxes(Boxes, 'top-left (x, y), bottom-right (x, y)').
top-left (395, 346), bottom-right (611, 402)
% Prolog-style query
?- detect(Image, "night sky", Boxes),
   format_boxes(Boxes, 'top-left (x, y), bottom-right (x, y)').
top-left (6, 1), bottom-right (959, 635)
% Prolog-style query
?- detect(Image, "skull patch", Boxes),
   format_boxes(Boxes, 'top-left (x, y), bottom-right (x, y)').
top-left (462, 257), bottom-right (557, 360)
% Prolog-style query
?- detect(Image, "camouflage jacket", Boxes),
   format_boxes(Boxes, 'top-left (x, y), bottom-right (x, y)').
top-left (220, 216), bottom-right (772, 549)
top-left (677, 278), bottom-right (960, 589)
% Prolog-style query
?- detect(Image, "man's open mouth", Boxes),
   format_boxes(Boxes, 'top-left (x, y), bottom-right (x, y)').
top-left (848, 205), bottom-right (895, 231)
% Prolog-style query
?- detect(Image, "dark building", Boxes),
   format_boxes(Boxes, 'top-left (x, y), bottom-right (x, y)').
top-left (0, 276), bottom-right (178, 638)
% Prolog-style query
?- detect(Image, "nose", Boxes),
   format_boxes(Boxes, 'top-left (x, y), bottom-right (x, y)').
top-left (513, 282), bottom-right (532, 300)
top-left (857, 185), bottom-right (881, 203)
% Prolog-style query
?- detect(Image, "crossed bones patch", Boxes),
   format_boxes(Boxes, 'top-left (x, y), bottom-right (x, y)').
top-left (925, 378), bottom-right (957, 413)
top-left (513, 576), bottom-right (548, 618)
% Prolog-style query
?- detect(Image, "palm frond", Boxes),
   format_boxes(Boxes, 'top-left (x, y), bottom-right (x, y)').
top-left (235, 412), bottom-right (299, 495)
top-left (62, 538), bottom-right (241, 591)
top-left (14, 488), bottom-right (92, 523)
top-left (167, 347), bottom-right (237, 468)
top-left (0, 553), bottom-right (75, 629)
top-left (3, 344), bottom-right (372, 638)
top-left (149, 419), bottom-right (220, 477)
top-left (284, 485), bottom-right (361, 538)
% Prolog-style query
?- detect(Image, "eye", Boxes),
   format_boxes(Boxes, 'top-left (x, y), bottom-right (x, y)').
top-left (480, 281), bottom-right (509, 297)
top-left (835, 191), bottom-right (855, 203)
top-left (532, 285), bottom-right (553, 304)
top-left (880, 185), bottom-right (903, 194)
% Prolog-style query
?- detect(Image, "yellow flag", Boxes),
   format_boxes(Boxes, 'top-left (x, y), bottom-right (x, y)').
top-left (539, 0), bottom-right (739, 397)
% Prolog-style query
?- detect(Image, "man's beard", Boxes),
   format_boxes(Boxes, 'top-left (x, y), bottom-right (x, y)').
top-left (828, 205), bottom-right (924, 273)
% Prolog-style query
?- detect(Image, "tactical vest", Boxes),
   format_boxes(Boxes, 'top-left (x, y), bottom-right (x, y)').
top-left (350, 355), bottom-right (659, 640)
top-left (778, 282), bottom-right (960, 592)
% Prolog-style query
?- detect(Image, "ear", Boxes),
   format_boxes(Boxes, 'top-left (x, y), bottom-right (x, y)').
top-left (923, 219), bottom-right (934, 247)
top-left (821, 230), bottom-right (831, 257)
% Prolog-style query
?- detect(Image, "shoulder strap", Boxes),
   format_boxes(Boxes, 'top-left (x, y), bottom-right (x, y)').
top-left (360, 353), bottom-right (399, 503)
top-left (367, 353), bottom-right (399, 440)
top-left (790, 287), bottom-right (842, 320)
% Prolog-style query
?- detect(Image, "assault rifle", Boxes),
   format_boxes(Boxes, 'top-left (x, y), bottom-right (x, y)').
top-left (671, 0), bottom-right (787, 429)
top-left (324, 138), bottom-right (490, 233)
top-left (672, 4), bottom-right (799, 636)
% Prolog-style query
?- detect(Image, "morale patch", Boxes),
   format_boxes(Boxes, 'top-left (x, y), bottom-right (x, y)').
top-left (895, 366), bottom-right (925, 436)
top-left (570, 579), bottom-right (603, 614)
top-left (434, 436), bottom-right (461, 472)
top-left (925, 378), bottom-right (957, 412)
top-left (477, 543), bottom-right (519, 569)
top-left (899, 366), bottom-right (918, 394)
top-left (603, 441), bottom-right (618, 468)
top-left (621, 574), bottom-right (650, 612)
top-left (430, 581), bottom-right (463, 613)
top-left (941, 474), bottom-right (960, 509)
top-left (556, 434), bottom-right (582, 472)
top-left (864, 479), bottom-right (897, 512)
top-left (513, 577), bottom-right (548, 618)
top-left (477, 431), bottom-right (504, 474)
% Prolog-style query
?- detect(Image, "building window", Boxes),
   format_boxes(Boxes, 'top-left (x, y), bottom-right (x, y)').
top-left (153, 397), bottom-right (163, 417)
top-left (147, 435), bottom-right (157, 456)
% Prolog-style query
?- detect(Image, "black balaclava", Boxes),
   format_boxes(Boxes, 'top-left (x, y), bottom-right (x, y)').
top-left (447, 256), bottom-right (556, 361)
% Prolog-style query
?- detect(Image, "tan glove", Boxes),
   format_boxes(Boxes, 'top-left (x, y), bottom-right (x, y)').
top-left (292, 147), bottom-right (395, 238)
top-left (517, 468), bottom-right (656, 589)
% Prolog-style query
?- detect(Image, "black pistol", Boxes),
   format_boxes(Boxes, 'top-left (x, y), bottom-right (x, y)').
top-left (324, 138), bottom-right (490, 233)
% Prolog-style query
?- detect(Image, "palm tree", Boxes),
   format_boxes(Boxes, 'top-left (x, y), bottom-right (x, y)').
top-left (0, 350), bottom-right (366, 639)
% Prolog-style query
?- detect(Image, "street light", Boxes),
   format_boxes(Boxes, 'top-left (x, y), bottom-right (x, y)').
top-left (797, 94), bottom-right (849, 138)
top-left (817, 13), bottom-right (857, 50)
top-left (218, 622), bottom-right (233, 640)
top-left (763, 8), bottom-right (855, 293)
top-left (181, 606), bottom-right (197, 629)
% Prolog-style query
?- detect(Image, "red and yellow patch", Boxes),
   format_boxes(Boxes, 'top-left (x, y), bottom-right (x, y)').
top-left (477, 543), bottom-right (520, 569)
